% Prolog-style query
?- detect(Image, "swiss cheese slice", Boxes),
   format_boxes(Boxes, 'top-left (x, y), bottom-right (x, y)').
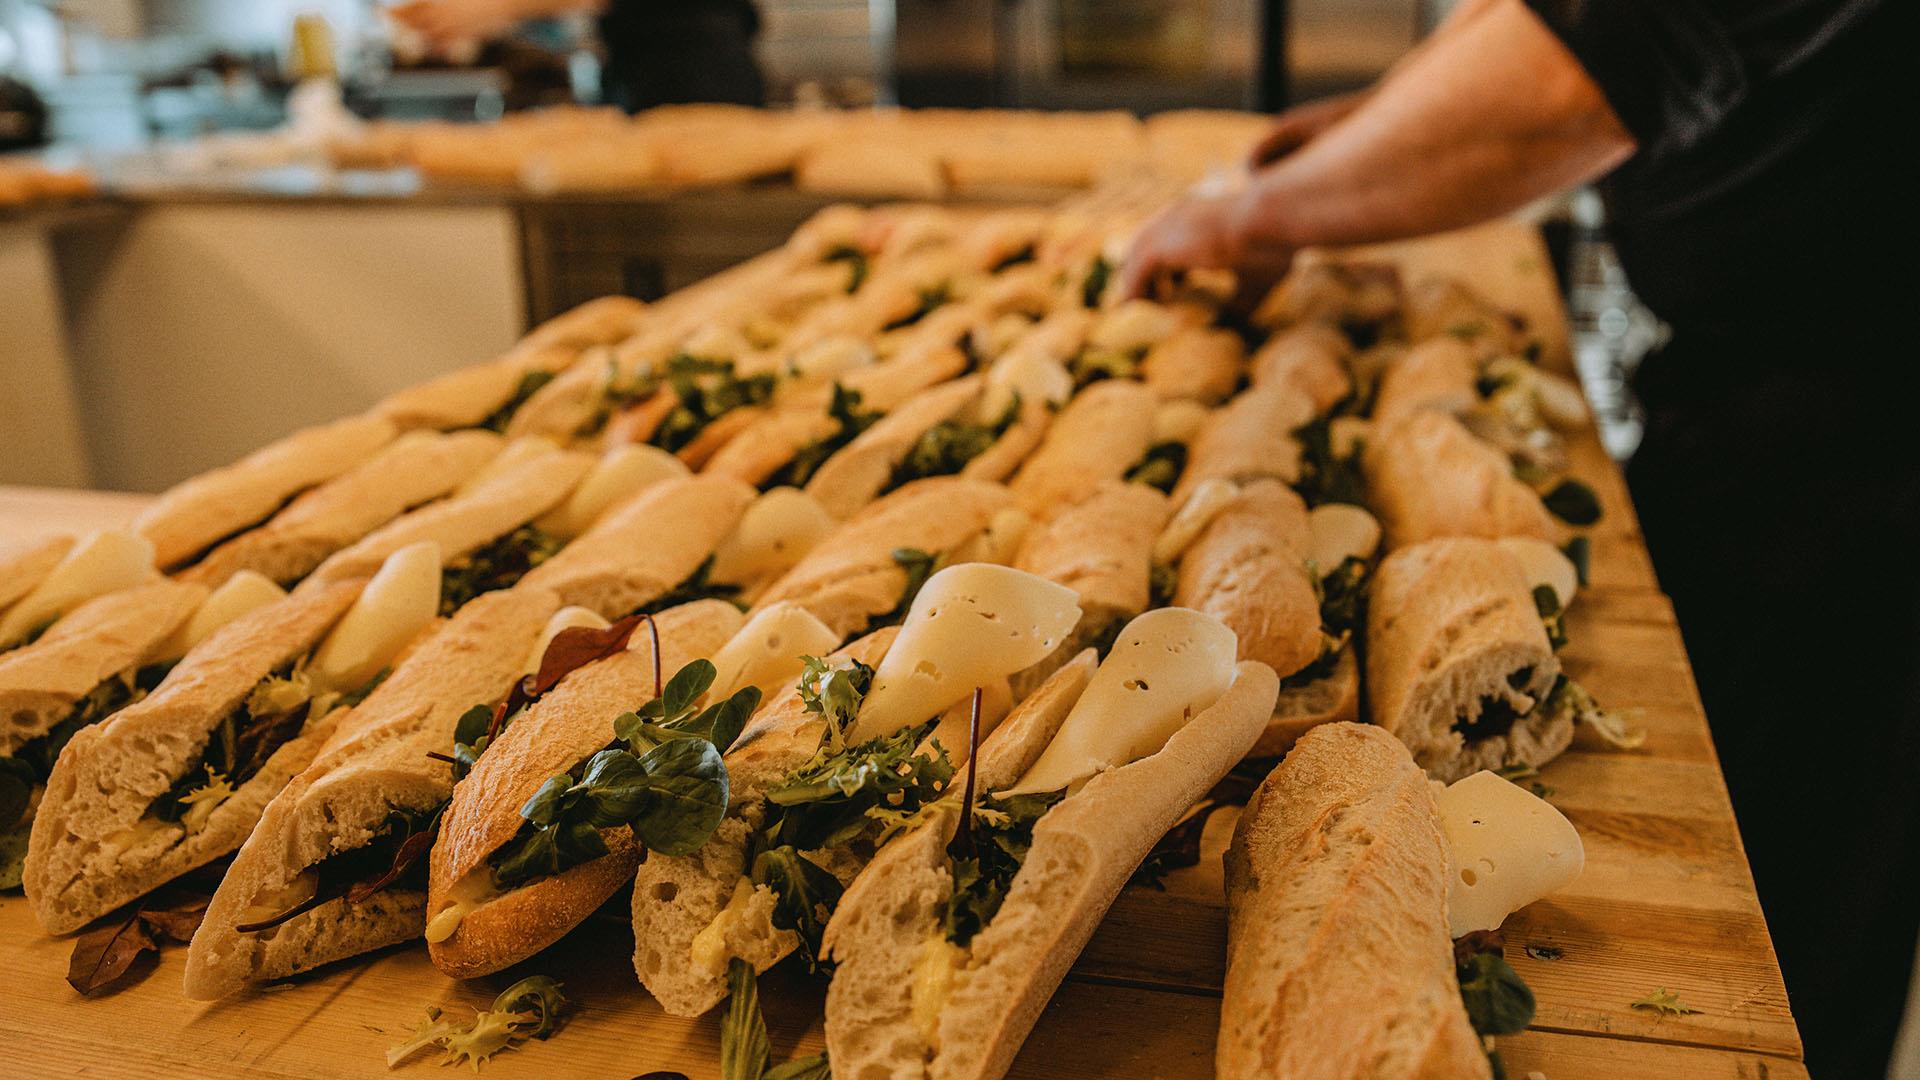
top-left (1307, 504), bottom-right (1382, 575)
top-left (851, 564), bottom-right (1082, 744)
top-left (1001, 607), bottom-right (1236, 795)
top-left (154, 570), bottom-right (286, 662)
top-left (1497, 537), bottom-right (1579, 608)
top-left (0, 529), bottom-right (158, 648)
top-left (710, 487), bottom-right (838, 587)
top-left (979, 352), bottom-right (1073, 420)
top-left (1436, 770), bottom-right (1585, 937)
top-left (309, 541), bottom-right (441, 693)
top-left (523, 605), bottom-right (612, 677)
top-left (711, 601), bottom-right (839, 700)
top-left (539, 445), bottom-right (688, 537)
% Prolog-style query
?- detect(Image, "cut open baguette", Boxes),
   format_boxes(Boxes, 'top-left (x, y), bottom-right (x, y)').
top-left (1173, 479), bottom-right (1322, 683)
top-left (0, 536), bottom-right (75, 618)
top-left (1219, 722), bottom-right (1490, 1080)
top-left (1365, 409), bottom-right (1561, 549)
top-left (1170, 380), bottom-right (1314, 508)
top-left (1007, 380), bottom-right (1156, 520)
top-left (182, 586), bottom-right (562, 998)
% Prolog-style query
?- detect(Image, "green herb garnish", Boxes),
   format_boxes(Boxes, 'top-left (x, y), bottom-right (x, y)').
top-left (480, 370), bottom-right (556, 433)
top-left (889, 395), bottom-right (1020, 489)
top-left (1541, 478), bottom-right (1602, 526)
top-left (769, 383), bottom-right (884, 489)
top-left (1533, 585), bottom-right (1567, 650)
top-left (1082, 255), bottom-right (1112, 308)
top-left (440, 525), bottom-right (565, 616)
top-left (882, 283), bottom-right (952, 332)
top-left (945, 791), bottom-right (1063, 945)
top-left (651, 356), bottom-right (779, 454)
top-left (386, 975), bottom-right (569, 1069)
top-left (1125, 441), bottom-right (1188, 493)
top-left (824, 244), bottom-right (869, 293)
top-left (720, 959), bottom-right (832, 1080)
top-left (1292, 413), bottom-right (1367, 507)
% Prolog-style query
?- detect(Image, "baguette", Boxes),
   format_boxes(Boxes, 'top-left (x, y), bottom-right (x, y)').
top-left (1253, 259), bottom-right (1401, 332)
top-left (749, 478), bottom-right (1016, 639)
top-left (136, 414), bottom-right (398, 570)
top-left (1218, 722), bottom-right (1490, 1080)
top-left (1364, 410), bottom-right (1560, 548)
top-left (0, 536), bottom-right (74, 617)
top-left (804, 377), bottom-right (986, 520)
top-left (518, 474), bottom-right (756, 616)
top-left (1173, 479), bottom-right (1322, 682)
top-left (1402, 278), bottom-right (1523, 357)
top-left (1170, 380), bottom-right (1314, 508)
top-left (375, 343), bottom-right (579, 432)
top-left (1010, 481), bottom-right (1169, 694)
top-left (1369, 336), bottom-right (1480, 434)
top-left (307, 445), bottom-right (593, 585)
top-left (0, 580), bottom-right (206, 757)
top-left (1007, 380), bottom-right (1156, 519)
top-left (24, 580), bottom-right (365, 933)
top-left (1140, 326), bottom-right (1244, 405)
top-left (1250, 323), bottom-right (1353, 413)
top-left (1258, 646), bottom-right (1360, 757)
top-left (181, 586), bottom-right (562, 998)
top-left (1367, 538), bottom-right (1567, 781)
top-left (426, 598), bottom-right (746, 978)
top-left (178, 430), bottom-right (503, 588)
top-left (821, 641), bottom-right (1279, 1080)
top-left (516, 295), bottom-right (648, 355)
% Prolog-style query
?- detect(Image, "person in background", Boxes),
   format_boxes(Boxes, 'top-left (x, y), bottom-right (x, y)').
top-left (1122, 0), bottom-right (1910, 1075)
top-left (391, 0), bottom-right (764, 111)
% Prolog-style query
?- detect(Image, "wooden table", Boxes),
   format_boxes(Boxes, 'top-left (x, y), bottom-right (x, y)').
top-left (0, 222), bottom-right (1804, 1078)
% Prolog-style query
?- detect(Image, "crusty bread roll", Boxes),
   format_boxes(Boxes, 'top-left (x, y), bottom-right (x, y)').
top-left (750, 478), bottom-right (1015, 639)
top-left (517, 295), bottom-right (649, 355)
top-left (1369, 336), bottom-right (1480, 434)
top-left (1010, 482), bottom-right (1169, 695)
top-left (0, 580), bottom-right (207, 757)
top-left (822, 657), bottom-right (1279, 1080)
top-left (630, 627), bottom-right (899, 1017)
top-left (0, 536), bottom-right (74, 617)
top-left (796, 140), bottom-right (949, 201)
top-left (178, 430), bottom-right (503, 589)
top-left (427, 598), bottom-right (744, 979)
top-left (1170, 380), bottom-right (1315, 508)
top-left (1367, 538), bottom-right (1568, 782)
top-left (307, 446), bottom-right (593, 585)
top-left (1141, 326), bottom-right (1245, 405)
top-left (1253, 259), bottom-right (1402, 332)
top-left (519, 474), bottom-right (756, 616)
top-left (1008, 380), bottom-right (1157, 519)
top-left (1364, 410), bottom-right (1560, 548)
top-left (1219, 722), bottom-right (1491, 1080)
top-left (182, 586), bottom-right (561, 998)
top-left (1250, 323), bottom-right (1352, 413)
top-left (1174, 480), bottom-right (1322, 683)
top-left (24, 579), bottom-right (365, 934)
top-left (704, 406), bottom-right (844, 489)
top-left (136, 415), bottom-right (399, 570)
top-left (804, 376), bottom-right (986, 520)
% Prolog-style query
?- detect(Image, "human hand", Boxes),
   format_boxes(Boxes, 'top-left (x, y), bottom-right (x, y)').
top-left (1247, 91), bottom-right (1367, 168)
top-left (1118, 190), bottom-right (1296, 307)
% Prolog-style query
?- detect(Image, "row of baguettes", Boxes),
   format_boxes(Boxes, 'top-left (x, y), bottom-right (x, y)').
top-left (1, 198), bottom-right (1600, 1078)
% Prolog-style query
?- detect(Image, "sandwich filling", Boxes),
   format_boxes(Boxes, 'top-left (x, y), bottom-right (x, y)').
top-left (768, 384), bottom-right (885, 490)
top-left (439, 526), bottom-right (565, 616)
top-left (886, 395), bottom-right (1021, 492)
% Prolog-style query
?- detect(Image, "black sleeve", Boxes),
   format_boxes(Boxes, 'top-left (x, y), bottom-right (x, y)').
top-left (1522, 0), bottom-right (1885, 163)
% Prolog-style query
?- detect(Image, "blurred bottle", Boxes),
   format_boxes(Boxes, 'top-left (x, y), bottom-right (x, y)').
top-left (290, 13), bottom-right (338, 81)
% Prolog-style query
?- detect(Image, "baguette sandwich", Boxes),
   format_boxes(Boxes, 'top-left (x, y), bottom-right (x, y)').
top-left (0, 535), bottom-right (75, 618)
top-left (1007, 379), bottom-right (1158, 518)
top-left (24, 544), bottom-right (443, 932)
top-left (0, 530), bottom-right (159, 654)
top-left (1249, 323), bottom-right (1354, 415)
top-left (181, 585), bottom-right (563, 997)
top-left (1252, 259), bottom-right (1402, 337)
top-left (821, 607), bottom-right (1280, 1080)
top-left (425, 598), bottom-right (749, 978)
top-left (1218, 722), bottom-right (1490, 1080)
top-left (631, 563), bottom-right (1084, 1016)
top-left (1364, 410), bottom-right (1566, 548)
top-left (1169, 379), bottom-right (1315, 508)
top-left (178, 430), bottom-right (504, 589)
top-left (135, 414), bottom-right (399, 571)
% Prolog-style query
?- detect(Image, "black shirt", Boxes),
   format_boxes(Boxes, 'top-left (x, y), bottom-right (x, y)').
top-left (598, 0), bottom-right (764, 112)
top-left (1524, 0), bottom-right (1913, 341)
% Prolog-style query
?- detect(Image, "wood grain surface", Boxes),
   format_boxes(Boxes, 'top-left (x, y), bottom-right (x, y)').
top-left (0, 220), bottom-right (1802, 1078)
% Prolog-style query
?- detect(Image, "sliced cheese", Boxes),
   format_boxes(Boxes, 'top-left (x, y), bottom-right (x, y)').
top-left (1532, 370), bottom-right (1592, 430)
top-left (710, 601), bottom-right (839, 700)
top-left (979, 351), bottom-right (1073, 420)
top-left (1001, 607), bottom-right (1236, 795)
top-left (309, 541), bottom-right (442, 694)
top-left (1437, 770), bottom-right (1585, 937)
top-left (537, 445), bottom-right (689, 537)
top-left (948, 506), bottom-right (1031, 567)
top-left (851, 564), bottom-right (1082, 744)
top-left (153, 570), bottom-right (286, 662)
top-left (1497, 537), bottom-right (1578, 608)
top-left (456, 436), bottom-right (559, 495)
top-left (710, 487), bottom-right (837, 585)
top-left (0, 529), bottom-right (158, 648)
top-left (523, 605), bottom-right (612, 677)
top-left (1307, 504), bottom-right (1382, 576)
top-left (1152, 478), bottom-right (1240, 565)
top-left (1152, 400), bottom-right (1210, 445)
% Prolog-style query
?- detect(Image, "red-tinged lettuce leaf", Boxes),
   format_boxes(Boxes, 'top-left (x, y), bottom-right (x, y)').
top-left (67, 909), bottom-right (156, 996)
top-left (532, 612), bottom-right (650, 697)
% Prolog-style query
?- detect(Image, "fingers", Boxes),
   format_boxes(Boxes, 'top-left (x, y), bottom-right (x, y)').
top-left (1247, 120), bottom-right (1311, 169)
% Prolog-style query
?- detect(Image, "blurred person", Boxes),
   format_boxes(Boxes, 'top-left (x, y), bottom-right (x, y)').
top-left (391, 0), bottom-right (764, 111)
top-left (1122, 1), bottom-right (1911, 1076)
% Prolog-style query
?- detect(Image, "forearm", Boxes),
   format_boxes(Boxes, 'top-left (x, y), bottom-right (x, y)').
top-left (1235, 0), bottom-right (1633, 251)
top-left (512, 0), bottom-right (605, 18)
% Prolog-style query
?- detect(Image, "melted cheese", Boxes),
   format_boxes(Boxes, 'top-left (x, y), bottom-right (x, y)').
top-left (979, 352), bottom-right (1073, 420)
top-left (1307, 504), bottom-right (1381, 575)
top-left (851, 564), bottom-right (1082, 744)
top-left (710, 487), bottom-right (838, 585)
top-left (153, 570), bottom-right (285, 662)
top-left (426, 871), bottom-right (502, 944)
top-left (710, 602), bottom-right (839, 700)
top-left (309, 541), bottom-right (441, 693)
top-left (1152, 479), bottom-right (1240, 565)
top-left (538, 445), bottom-right (688, 537)
top-left (910, 935), bottom-right (964, 1046)
top-left (522, 606), bottom-right (612, 677)
top-left (0, 529), bottom-right (158, 648)
top-left (690, 876), bottom-right (757, 976)
top-left (1436, 771), bottom-right (1585, 937)
top-left (1496, 538), bottom-right (1578, 608)
top-left (1001, 608), bottom-right (1236, 796)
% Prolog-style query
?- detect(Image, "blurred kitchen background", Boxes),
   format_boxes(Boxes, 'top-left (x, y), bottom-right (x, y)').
top-left (1, 0), bottom-right (1652, 498)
